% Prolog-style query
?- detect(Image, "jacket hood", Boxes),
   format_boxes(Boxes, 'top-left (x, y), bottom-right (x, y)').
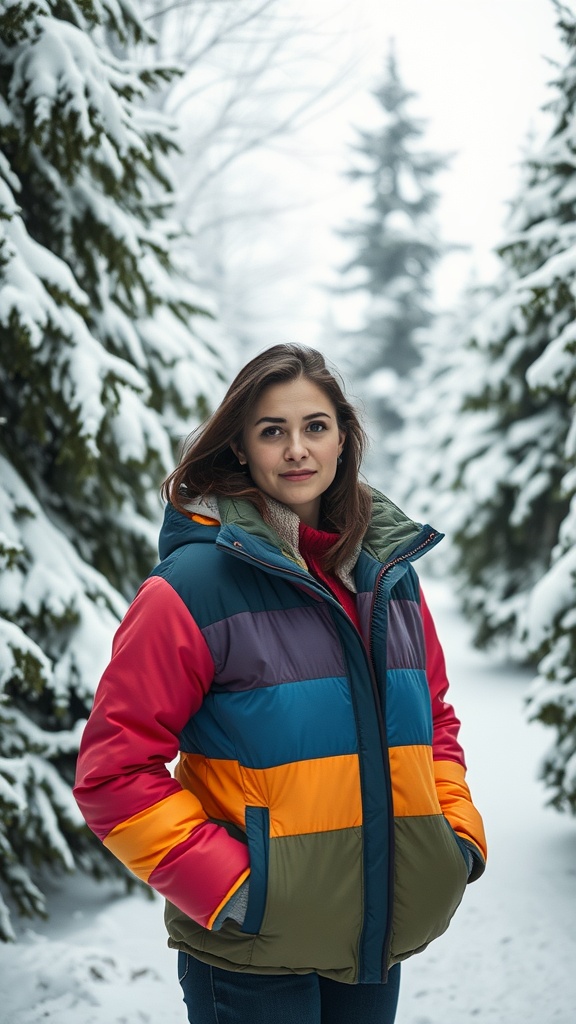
top-left (158, 502), bottom-right (219, 561)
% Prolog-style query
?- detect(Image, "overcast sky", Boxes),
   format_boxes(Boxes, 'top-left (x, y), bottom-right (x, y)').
top-left (214, 0), bottom-right (565, 349)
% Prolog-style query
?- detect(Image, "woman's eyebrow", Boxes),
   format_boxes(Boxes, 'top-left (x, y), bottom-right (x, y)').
top-left (254, 411), bottom-right (332, 426)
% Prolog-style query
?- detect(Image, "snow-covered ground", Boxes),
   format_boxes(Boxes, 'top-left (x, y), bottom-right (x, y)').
top-left (0, 577), bottom-right (574, 1024)
top-left (397, 578), bottom-right (576, 1024)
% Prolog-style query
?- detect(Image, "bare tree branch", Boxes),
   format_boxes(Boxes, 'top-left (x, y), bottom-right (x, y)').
top-left (136, 0), bottom-right (361, 348)
top-left (178, 51), bottom-right (360, 217)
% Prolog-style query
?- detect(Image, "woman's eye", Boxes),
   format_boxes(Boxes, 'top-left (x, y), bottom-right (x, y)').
top-left (261, 426), bottom-right (281, 437)
top-left (307, 421), bottom-right (327, 432)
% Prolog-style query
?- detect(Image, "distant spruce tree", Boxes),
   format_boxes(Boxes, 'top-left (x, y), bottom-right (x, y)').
top-left (395, 279), bottom-right (495, 538)
top-left (339, 42), bottom-right (448, 443)
top-left (0, 0), bottom-right (224, 938)
top-left (432, 4), bottom-right (576, 655)
top-left (397, 0), bottom-right (576, 819)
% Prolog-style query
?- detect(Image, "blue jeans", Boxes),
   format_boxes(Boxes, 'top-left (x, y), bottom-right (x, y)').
top-left (178, 951), bottom-right (400, 1024)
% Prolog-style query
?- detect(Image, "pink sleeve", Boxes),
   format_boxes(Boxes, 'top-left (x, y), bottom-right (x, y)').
top-left (420, 586), bottom-right (466, 767)
top-left (421, 586), bottom-right (488, 869)
top-left (74, 574), bottom-right (250, 928)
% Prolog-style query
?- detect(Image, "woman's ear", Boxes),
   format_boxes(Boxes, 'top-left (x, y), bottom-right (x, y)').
top-left (230, 442), bottom-right (247, 466)
top-left (338, 429), bottom-right (346, 456)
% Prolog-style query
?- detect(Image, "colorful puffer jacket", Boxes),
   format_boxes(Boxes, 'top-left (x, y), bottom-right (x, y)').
top-left (74, 490), bottom-right (487, 985)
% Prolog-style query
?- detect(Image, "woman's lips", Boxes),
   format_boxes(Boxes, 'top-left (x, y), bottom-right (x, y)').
top-left (280, 471), bottom-right (316, 480)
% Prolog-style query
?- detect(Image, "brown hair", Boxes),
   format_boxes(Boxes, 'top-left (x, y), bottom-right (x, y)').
top-left (162, 344), bottom-right (372, 572)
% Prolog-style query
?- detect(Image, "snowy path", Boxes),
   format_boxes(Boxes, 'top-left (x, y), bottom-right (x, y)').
top-left (0, 579), bottom-right (575, 1024)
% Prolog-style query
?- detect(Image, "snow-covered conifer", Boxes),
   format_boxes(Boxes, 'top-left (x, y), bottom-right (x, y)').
top-left (338, 42), bottom-right (448, 454)
top-left (397, 2), bottom-right (576, 816)
top-left (416, 6), bottom-right (576, 652)
top-left (521, 1), bottom-right (576, 815)
top-left (396, 281), bottom-right (495, 537)
top-left (527, 494), bottom-right (576, 813)
top-left (0, 0), bottom-right (224, 938)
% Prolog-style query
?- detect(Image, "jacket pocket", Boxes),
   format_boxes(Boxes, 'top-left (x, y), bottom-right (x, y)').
top-left (389, 814), bottom-right (469, 963)
top-left (241, 805), bottom-right (270, 934)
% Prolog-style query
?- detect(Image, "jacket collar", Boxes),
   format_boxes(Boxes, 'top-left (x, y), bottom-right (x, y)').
top-left (362, 490), bottom-right (432, 564)
top-left (183, 489), bottom-right (437, 590)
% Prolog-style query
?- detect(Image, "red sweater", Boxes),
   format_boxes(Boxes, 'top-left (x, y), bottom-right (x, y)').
top-left (298, 521), bottom-right (360, 630)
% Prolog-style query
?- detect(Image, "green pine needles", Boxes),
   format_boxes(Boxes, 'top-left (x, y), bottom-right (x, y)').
top-left (0, 0), bottom-right (223, 939)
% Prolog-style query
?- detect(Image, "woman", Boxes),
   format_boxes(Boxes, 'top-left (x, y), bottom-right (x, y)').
top-left (74, 344), bottom-right (487, 1024)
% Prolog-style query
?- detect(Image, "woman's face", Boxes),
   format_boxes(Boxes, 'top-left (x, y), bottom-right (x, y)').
top-left (234, 377), bottom-right (345, 528)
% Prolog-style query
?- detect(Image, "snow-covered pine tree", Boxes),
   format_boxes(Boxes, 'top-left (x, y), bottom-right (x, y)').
top-left (527, 495), bottom-right (576, 814)
top-left (338, 41), bottom-right (448, 455)
top-left (422, 4), bottom-right (575, 653)
top-left (521, 1), bottom-right (576, 815)
top-left (395, 280), bottom-right (496, 541)
top-left (0, 0), bottom-right (224, 939)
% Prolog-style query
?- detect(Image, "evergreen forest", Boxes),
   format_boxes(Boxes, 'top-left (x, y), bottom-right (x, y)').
top-left (1, 0), bottom-right (575, 948)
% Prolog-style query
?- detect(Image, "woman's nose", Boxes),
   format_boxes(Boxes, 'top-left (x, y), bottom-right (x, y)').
top-left (284, 433), bottom-right (309, 461)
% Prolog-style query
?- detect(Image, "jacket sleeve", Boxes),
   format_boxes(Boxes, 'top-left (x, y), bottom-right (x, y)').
top-left (73, 574), bottom-right (250, 929)
top-left (420, 586), bottom-right (487, 881)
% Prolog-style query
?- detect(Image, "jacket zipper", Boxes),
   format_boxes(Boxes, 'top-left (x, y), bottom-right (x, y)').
top-left (221, 527), bottom-right (437, 983)
top-left (368, 529), bottom-right (438, 978)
